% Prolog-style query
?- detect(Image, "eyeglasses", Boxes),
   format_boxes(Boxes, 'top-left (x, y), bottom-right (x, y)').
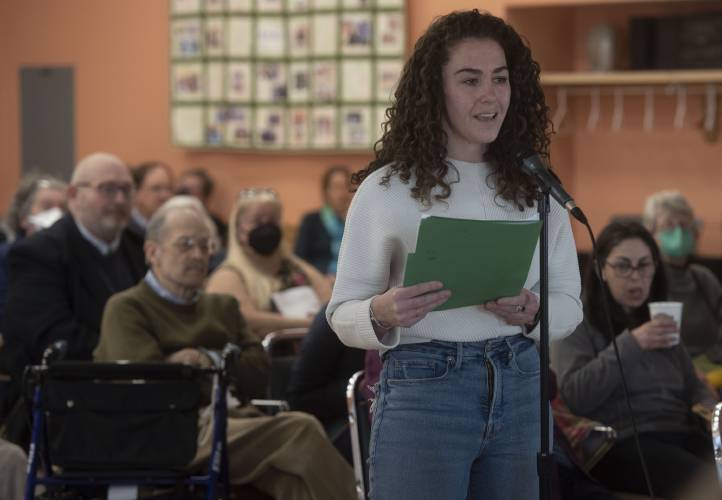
top-left (76, 182), bottom-right (135, 199)
top-left (237, 187), bottom-right (278, 201)
top-left (605, 260), bottom-right (656, 279)
top-left (172, 236), bottom-right (212, 255)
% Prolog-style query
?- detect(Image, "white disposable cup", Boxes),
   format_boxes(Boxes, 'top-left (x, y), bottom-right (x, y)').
top-left (648, 301), bottom-right (683, 346)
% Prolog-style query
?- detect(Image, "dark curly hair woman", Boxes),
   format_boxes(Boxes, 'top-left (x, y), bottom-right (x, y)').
top-left (327, 10), bottom-right (583, 499)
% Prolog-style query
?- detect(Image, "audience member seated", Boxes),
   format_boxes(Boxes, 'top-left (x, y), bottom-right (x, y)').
top-left (94, 201), bottom-right (355, 500)
top-left (177, 167), bottom-right (228, 246)
top-left (206, 188), bottom-right (331, 339)
top-left (127, 160), bottom-right (174, 247)
top-left (643, 190), bottom-right (722, 381)
top-left (0, 153), bottom-right (145, 443)
top-left (0, 174), bottom-right (67, 325)
top-left (552, 220), bottom-right (717, 498)
top-left (286, 305), bottom-right (365, 462)
top-left (0, 437), bottom-right (26, 500)
top-left (294, 165), bottom-right (352, 276)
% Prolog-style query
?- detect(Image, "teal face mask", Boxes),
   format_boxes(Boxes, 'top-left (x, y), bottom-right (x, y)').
top-left (658, 226), bottom-right (695, 258)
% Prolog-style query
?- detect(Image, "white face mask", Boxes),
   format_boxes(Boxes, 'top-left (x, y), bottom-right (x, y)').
top-left (27, 207), bottom-right (64, 231)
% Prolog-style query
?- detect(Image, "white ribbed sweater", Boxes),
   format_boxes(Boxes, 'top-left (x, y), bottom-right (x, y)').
top-left (326, 159), bottom-right (583, 350)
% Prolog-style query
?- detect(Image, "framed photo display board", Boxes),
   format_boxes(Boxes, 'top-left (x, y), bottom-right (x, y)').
top-left (170, 0), bottom-right (406, 151)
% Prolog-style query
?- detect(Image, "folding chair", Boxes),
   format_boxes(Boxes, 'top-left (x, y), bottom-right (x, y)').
top-left (713, 401), bottom-right (722, 486)
top-left (261, 328), bottom-right (306, 402)
top-left (346, 370), bottom-right (371, 500)
top-left (24, 341), bottom-right (241, 500)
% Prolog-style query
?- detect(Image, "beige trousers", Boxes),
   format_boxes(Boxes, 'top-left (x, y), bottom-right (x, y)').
top-left (0, 438), bottom-right (26, 500)
top-left (193, 409), bottom-right (355, 500)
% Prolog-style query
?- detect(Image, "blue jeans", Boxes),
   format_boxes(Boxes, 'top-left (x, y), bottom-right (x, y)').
top-left (369, 335), bottom-right (541, 500)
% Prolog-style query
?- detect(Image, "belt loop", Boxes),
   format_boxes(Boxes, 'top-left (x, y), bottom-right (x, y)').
top-left (454, 342), bottom-right (463, 369)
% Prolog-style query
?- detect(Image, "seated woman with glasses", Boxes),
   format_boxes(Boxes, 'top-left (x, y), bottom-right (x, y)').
top-left (206, 188), bottom-right (331, 339)
top-left (551, 220), bottom-right (717, 499)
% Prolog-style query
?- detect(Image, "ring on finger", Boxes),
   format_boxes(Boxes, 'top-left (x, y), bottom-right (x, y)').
top-left (515, 304), bottom-right (526, 313)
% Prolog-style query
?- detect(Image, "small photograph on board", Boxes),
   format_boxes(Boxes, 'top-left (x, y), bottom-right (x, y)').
top-left (206, 106), bottom-right (226, 145)
top-left (256, 17), bottom-right (285, 56)
top-left (375, 11), bottom-right (405, 55)
top-left (257, 0), bottom-right (283, 12)
top-left (172, 106), bottom-right (204, 146)
top-left (341, 106), bottom-right (371, 148)
top-left (172, 63), bottom-right (204, 101)
top-left (312, 14), bottom-right (338, 56)
top-left (204, 17), bottom-right (225, 57)
top-left (228, 0), bottom-right (252, 10)
top-left (255, 107), bottom-right (286, 148)
top-left (313, 0), bottom-right (337, 8)
top-left (204, 0), bottom-right (224, 13)
top-left (375, 60), bottom-right (403, 100)
top-left (227, 17), bottom-right (252, 56)
top-left (288, 62), bottom-right (310, 103)
top-left (226, 62), bottom-right (252, 101)
top-left (376, 0), bottom-right (403, 6)
top-left (288, 16), bottom-right (311, 56)
top-left (342, 0), bottom-right (371, 7)
top-left (288, 107), bottom-right (310, 148)
top-left (171, 19), bottom-right (203, 58)
top-left (256, 62), bottom-right (287, 103)
top-left (225, 106), bottom-right (252, 146)
top-left (312, 61), bottom-right (336, 102)
top-left (171, 0), bottom-right (201, 15)
top-left (311, 106), bottom-right (337, 148)
top-left (207, 62), bottom-right (224, 101)
top-left (341, 59), bottom-right (371, 101)
top-left (287, 0), bottom-right (310, 11)
top-left (341, 13), bottom-right (372, 55)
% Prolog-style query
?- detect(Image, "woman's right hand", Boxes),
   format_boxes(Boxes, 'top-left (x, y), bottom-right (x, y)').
top-left (631, 313), bottom-right (679, 350)
top-left (371, 281), bottom-right (451, 330)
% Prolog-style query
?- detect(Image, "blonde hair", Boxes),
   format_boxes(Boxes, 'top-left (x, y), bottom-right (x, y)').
top-left (643, 190), bottom-right (695, 232)
top-left (222, 190), bottom-right (302, 310)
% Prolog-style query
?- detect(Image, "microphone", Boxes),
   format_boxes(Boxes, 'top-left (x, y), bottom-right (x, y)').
top-left (514, 146), bottom-right (588, 224)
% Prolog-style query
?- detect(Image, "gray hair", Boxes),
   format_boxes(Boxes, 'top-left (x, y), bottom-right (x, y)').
top-left (145, 195), bottom-right (218, 246)
top-left (642, 190), bottom-right (695, 231)
top-left (4, 174), bottom-right (67, 239)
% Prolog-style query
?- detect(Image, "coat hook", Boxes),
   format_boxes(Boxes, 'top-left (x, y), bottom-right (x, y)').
top-left (673, 86), bottom-right (687, 130)
top-left (586, 88), bottom-right (600, 131)
top-left (552, 88), bottom-right (568, 132)
top-left (611, 88), bottom-right (624, 132)
top-left (643, 88), bottom-right (655, 133)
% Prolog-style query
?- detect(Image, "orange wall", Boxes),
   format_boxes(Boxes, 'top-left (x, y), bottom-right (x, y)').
top-left (0, 0), bottom-right (502, 230)
top-left (2, 0), bottom-right (721, 256)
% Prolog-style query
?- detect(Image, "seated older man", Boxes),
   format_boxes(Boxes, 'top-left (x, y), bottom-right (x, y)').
top-left (1, 153), bottom-right (145, 433)
top-left (94, 200), bottom-right (355, 500)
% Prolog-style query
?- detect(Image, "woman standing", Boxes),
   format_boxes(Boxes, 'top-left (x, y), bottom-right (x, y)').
top-left (327, 10), bottom-right (583, 499)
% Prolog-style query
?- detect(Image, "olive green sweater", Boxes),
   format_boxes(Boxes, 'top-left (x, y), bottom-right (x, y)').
top-left (95, 280), bottom-right (269, 401)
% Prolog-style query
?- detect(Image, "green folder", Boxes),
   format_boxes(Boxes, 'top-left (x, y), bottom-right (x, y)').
top-left (403, 216), bottom-right (542, 311)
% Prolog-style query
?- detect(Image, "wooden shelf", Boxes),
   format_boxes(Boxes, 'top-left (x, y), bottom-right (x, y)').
top-left (541, 70), bottom-right (722, 87)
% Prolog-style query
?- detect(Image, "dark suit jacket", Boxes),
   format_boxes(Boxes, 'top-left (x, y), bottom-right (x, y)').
top-left (0, 214), bottom-right (146, 382)
top-left (293, 211), bottom-right (331, 274)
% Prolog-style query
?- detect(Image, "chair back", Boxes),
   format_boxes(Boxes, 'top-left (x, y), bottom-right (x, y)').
top-left (347, 370), bottom-right (371, 500)
top-left (262, 328), bottom-right (307, 400)
top-left (40, 362), bottom-right (203, 470)
top-left (713, 401), bottom-right (722, 485)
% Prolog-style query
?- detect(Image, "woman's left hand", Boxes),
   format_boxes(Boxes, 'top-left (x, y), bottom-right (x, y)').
top-left (482, 288), bottom-right (539, 327)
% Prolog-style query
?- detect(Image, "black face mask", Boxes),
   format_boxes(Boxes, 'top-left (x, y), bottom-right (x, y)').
top-left (248, 222), bottom-right (282, 256)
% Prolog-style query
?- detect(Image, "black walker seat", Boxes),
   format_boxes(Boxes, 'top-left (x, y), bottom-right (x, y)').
top-left (24, 343), bottom-right (241, 500)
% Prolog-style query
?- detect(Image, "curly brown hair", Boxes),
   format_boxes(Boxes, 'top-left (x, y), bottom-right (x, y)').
top-left (353, 9), bottom-right (551, 209)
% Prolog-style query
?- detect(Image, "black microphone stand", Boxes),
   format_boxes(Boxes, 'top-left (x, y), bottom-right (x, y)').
top-left (535, 184), bottom-right (553, 500)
